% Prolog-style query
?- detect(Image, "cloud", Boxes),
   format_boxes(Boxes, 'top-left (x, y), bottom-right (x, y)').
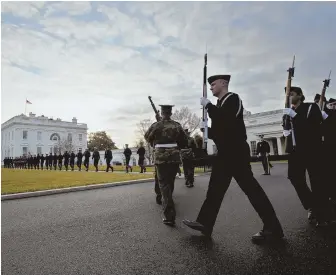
top-left (2, 1), bottom-right (336, 148)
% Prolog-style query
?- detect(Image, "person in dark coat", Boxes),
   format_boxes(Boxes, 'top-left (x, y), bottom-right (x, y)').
top-left (137, 142), bottom-right (146, 173)
top-left (76, 150), bottom-right (83, 171)
top-left (183, 74), bottom-right (284, 242)
top-left (123, 144), bottom-right (133, 173)
top-left (40, 154), bottom-right (45, 170)
top-left (83, 149), bottom-right (91, 172)
top-left (104, 147), bottom-right (113, 172)
top-left (70, 151), bottom-right (76, 171)
top-left (256, 135), bottom-right (271, 175)
top-left (283, 87), bottom-right (332, 227)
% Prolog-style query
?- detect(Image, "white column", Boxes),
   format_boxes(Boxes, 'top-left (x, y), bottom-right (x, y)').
top-left (277, 137), bottom-right (283, 155)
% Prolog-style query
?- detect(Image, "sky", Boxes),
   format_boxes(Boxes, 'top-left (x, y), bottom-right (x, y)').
top-left (1, 1), bottom-right (336, 148)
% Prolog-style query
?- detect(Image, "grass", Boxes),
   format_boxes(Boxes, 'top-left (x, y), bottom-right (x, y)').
top-left (1, 169), bottom-right (154, 195)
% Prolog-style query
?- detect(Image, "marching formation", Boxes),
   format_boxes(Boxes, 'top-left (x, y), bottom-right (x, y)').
top-left (146, 54), bottom-right (336, 244)
top-left (2, 145), bottom-right (149, 173)
top-left (2, 54), bottom-right (335, 245)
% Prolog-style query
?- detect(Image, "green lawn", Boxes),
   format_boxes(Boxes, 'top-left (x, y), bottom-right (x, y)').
top-left (1, 169), bottom-right (154, 195)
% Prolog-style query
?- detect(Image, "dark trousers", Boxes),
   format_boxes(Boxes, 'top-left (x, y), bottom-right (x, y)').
top-left (106, 158), bottom-right (113, 172)
top-left (84, 159), bottom-right (89, 171)
top-left (182, 160), bottom-right (195, 185)
top-left (196, 148), bottom-right (283, 235)
top-left (154, 168), bottom-right (161, 198)
top-left (70, 160), bottom-right (75, 170)
top-left (40, 163), bottom-right (44, 170)
top-left (53, 162), bottom-right (57, 170)
top-left (156, 163), bottom-right (179, 221)
top-left (125, 157), bottom-right (131, 172)
top-left (261, 154), bottom-right (270, 174)
top-left (288, 150), bottom-right (331, 221)
top-left (64, 161), bottom-right (69, 171)
top-left (58, 162), bottom-right (62, 170)
top-left (77, 160), bottom-right (82, 171)
top-left (94, 159), bottom-right (99, 171)
top-left (138, 157), bottom-right (145, 173)
top-left (177, 166), bottom-right (181, 176)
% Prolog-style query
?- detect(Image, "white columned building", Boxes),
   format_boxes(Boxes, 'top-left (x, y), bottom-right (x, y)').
top-left (1, 113), bottom-right (88, 158)
top-left (206, 109), bottom-right (285, 156)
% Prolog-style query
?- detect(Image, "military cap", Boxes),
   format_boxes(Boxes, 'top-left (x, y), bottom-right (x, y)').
top-left (208, 75), bottom-right (231, 85)
top-left (159, 105), bottom-right (174, 112)
top-left (284, 86), bottom-right (303, 95)
top-left (284, 86), bottom-right (305, 101)
top-left (329, 98), bottom-right (336, 103)
top-left (314, 93), bottom-right (326, 102)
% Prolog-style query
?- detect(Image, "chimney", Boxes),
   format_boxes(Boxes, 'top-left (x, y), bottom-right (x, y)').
top-left (29, 112), bottom-right (36, 118)
top-left (72, 117), bottom-right (77, 124)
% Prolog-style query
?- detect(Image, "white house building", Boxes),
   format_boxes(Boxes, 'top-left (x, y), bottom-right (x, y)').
top-left (206, 109), bottom-right (285, 156)
top-left (1, 112), bottom-right (88, 158)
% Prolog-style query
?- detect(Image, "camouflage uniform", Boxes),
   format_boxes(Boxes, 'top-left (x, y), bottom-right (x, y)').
top-left (144, 105), bottom-right (189, 225)
top-left (180, 129), bottom-right (197, 187)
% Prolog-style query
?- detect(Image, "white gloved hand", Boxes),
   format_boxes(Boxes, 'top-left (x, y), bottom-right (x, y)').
top-left (200, 121), bottom-right (207, 128)
top-left (200, 97), bottom-right (211, 107)
top-left (321, 111), bottom-right (328, 120)
top-left (283, 130), bottom-right (291, 137)
top-left (283, 108), bottom-right (297, 118)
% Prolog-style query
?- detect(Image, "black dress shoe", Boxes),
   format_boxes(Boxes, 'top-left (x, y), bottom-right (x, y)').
top-left (163, 219), bottom-right (175, 226)
top-left (252, 230), bottom-right (284, 243)
top-left (182, 220), bottom-right (211, 236)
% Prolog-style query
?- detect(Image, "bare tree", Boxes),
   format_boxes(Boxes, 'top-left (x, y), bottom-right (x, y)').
top-left (171, 106), bottom-right (201, 134)
top-left (135, 119), bottom-right (155, 165)
top-left (55, 138), bottom-right (76, 154)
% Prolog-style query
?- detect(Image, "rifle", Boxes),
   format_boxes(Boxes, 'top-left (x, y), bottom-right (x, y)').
top-left (148, 96), bottom-right (161, 122)
top-left (284, 55), bottom-right (296, 153)
top-left (318, 70), bottom-right (332, 111)
top-left (202, 53), bottom-right (208, 153)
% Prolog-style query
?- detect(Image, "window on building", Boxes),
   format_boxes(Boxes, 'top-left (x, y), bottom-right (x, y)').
top-left (79, 134), bottom-right (82, 142)
top-left (23, 130), bottom-right (28, 140)
top-left (50, 133), bottom-right (60, 141)
top-left (68, 133), bottom-right (72, 142)
top-left (23, 147), bottom-right (28, 156)
top-left (11, 148), bottom-right (13, 157)
top-left (12, 131), bottom-right (14, 140)
top-left (50, 147), bottom-right (53, 154)
top-left (37, 131), bottom-right (42, 141)
top-left (250, 141), bottom-right (257, 156)
top-left (37, 147), bottom-right (42, 154)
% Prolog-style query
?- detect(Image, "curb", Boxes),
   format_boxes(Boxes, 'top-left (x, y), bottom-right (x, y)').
top-left (1, 172), bottom-right (212, 201)
top-left (1, 178), bottom-right (155, 201)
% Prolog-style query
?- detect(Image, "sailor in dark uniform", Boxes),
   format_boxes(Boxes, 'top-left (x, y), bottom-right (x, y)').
top-left (256, 135), bottom-right (271, 175)
top-left (183, 74), bottom-right (284, 242)
top-left (283, 87), bottom-right (332, 227)
top-left (318, 96), bottom-right (336, 216)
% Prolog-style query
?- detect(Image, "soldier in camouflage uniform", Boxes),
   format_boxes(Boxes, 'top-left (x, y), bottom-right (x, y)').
top-left (181, 129), bottom-right (197, 187)
top-left (145, 104), bottom-right (189, 226)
